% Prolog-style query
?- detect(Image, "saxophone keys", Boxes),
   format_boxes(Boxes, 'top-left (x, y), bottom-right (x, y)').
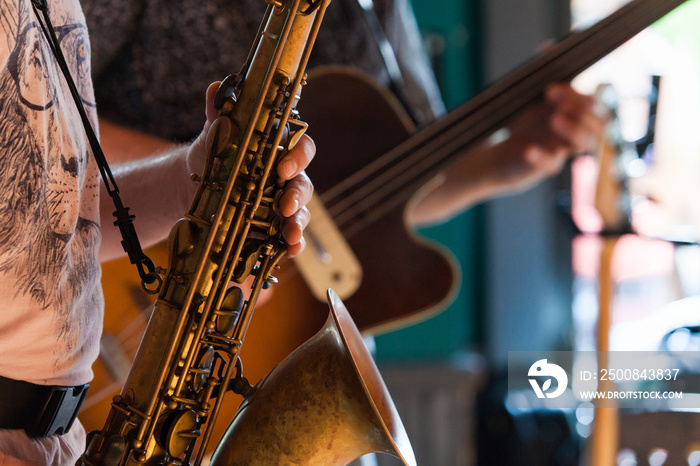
top-left (206, 115), bottom-right (236, 159)
top-left (215, 286), bottom-right (244, 334)
top-left (158, 409), bottom-right (200, 458)
top-left (286, 119), bottom-right (309, 150)
top-left (167, 218), bottom-right (197, 258)
top-left (213, 73), bottom-right (240, 111)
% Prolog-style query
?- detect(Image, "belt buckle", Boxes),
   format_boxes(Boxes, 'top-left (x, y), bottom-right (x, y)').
top-left (27, 383), bottom-right (89, 438)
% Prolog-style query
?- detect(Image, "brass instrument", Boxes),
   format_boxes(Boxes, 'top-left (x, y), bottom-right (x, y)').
top-left (210, 289), bottom-right (416, 465)
top-left (79, 0), bottom-right (415, 464)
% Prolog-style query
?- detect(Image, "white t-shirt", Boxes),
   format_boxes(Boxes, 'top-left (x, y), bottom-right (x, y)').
top-left (0, 0), bottom-right (103, 463)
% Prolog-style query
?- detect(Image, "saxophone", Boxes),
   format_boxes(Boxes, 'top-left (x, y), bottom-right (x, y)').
top-left (80, 1), bottom-right (415, 465)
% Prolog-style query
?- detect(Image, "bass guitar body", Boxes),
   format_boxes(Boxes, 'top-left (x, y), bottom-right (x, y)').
top-left (79, 67), bottom-right (458, 437)
top-left (292, 66), bottom-right (460, 332)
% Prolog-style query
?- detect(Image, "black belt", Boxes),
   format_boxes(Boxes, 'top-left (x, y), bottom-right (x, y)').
top-left (0, 375), bottom-right (89, 438)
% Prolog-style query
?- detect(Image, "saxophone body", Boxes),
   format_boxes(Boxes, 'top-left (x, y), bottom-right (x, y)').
top-left (80, 1), bottom-right (329, 464)
top-left (81, 1), bottom-right (417, 464)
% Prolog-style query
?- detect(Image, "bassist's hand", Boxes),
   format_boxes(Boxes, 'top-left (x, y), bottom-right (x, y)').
top-left (408, 83), bottom-right (606, 226)
top-left (504, 82), bottom-right (607, 184)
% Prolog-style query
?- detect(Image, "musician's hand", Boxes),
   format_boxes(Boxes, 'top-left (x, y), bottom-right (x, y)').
top-left (277, 135), bottom-right (315, 257)
top-left (187, 82), bottom-right (315, 258)
top-left (409, 83), bottom-right (606, 226)
top-left (496, 83), bottom-right (607, 192)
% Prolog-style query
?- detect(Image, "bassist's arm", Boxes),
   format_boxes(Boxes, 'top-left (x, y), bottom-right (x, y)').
top-left (408, 83), bottom-right (606, 226)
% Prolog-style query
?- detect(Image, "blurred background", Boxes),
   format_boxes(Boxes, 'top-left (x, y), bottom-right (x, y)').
top-left (371, 0), bottom-right (700, 464)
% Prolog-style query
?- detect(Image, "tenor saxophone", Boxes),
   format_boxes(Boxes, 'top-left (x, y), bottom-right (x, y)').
top-left (79, 1), bottom-right (328, 463)
top-left (80, 0), bottom-right (416, 464)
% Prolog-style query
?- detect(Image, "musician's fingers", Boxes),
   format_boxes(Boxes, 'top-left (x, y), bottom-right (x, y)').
top-left (286, 237), bottom-right (307, 259)
top-left (278, 170), bottom-right (314, 218)
top-left (278, 134), bottom-right (316, 180)
top-left (282, 206), bottom-right (311, 257)
top-left (277, 135), bottom-right (314, 257)
top-left (205, 81), bottom-right (221, 124)
top-left (547, 84), bottom-right (607, 153)
top-left (524, 144), bottom-right (569, 175)
top-left (186, 81), bottom-right (224, 177)
top-left (550, 112), bottom-right (600, 154)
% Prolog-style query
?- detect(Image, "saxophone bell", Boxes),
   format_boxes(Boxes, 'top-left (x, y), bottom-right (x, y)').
top-left (210, 289), bottom-right (416, 466)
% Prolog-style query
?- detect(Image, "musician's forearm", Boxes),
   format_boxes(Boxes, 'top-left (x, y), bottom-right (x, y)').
top-left (99, 118), bottom-right (176, 162)
top-left (98, 145), bottom-right (197, 262)
top-left (407, 142), bottom-right (508, 226)
top-left (97, 119), bottom-right (196, 262)
top-left (407, 135), bottom-right (569, 227)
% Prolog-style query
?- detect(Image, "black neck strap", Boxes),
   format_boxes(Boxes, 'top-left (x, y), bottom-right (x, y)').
top-left (31, 0), bottom-right (159, 291)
